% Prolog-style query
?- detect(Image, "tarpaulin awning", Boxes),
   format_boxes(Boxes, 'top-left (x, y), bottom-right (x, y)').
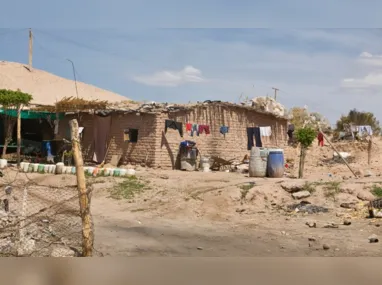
top-left (0, 110), bottom-right (64, 120)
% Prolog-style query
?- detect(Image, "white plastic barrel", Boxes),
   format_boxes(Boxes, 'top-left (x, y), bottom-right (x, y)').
top-left (126, 169), bottom-right (136, 176)
top-left (23, 162), bottom-right (30, 173)
top-left (200, 157), bottom-right (210, 172)
top-left (249, 147), bottom-right (268, 177)
top-left (119, 169), bottom-right (127, 177)
top-left (0, 159), bottom-right (8, 169)
top-left (44, 165), bottom-right (49, 173)
top-left (56, 162), bottom-right (64, 174)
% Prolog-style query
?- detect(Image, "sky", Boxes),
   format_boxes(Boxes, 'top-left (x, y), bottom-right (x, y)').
top-left (1, 1), bottom-right (382, 124)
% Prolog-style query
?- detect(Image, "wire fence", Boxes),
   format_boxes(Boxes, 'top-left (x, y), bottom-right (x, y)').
top-left (0, 168), bottom-right (100, 257)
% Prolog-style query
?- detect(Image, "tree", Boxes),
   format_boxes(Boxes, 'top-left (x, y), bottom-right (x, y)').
top-left (289, 107), bottom-right (330, 132)
top-left (295, 127), bottom-right (316, 178)
top-left (0, 89), bottom-right (33, 163)
top-left (336, 109), bottom-right (381, 135)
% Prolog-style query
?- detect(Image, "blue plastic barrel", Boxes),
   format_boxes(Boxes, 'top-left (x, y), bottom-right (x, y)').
top-left (267, 150), bottom-right (284, 178)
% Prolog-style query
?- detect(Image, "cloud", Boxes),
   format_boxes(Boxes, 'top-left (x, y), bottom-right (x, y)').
top-left (132, 66), bottom-right (205, 87)
top-left (358, 51), bottom-right (382, 67)
top-left (342, 73), bottom-right (382, 89)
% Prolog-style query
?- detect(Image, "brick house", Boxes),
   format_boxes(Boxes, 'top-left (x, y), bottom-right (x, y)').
top-left (57, 101), bottom-right (288, 169)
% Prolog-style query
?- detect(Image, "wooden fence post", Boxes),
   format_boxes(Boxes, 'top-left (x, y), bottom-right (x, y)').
top-left (70, 119), bottom-right (93, 257)
top-left (368, 136), bottom-right (372, 165)
top-left (16, 104), bottom-right (21, 167)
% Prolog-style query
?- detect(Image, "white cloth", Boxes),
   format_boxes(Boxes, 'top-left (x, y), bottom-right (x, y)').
top-left (260, 126), bottom-right (272, 137)
top-left (358, 125), bottom-right (373, 136)
top-left (53, 120), bottom-right (59, 135)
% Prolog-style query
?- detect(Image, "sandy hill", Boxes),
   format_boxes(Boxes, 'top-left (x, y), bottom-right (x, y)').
top-left (0, 61), bottom-right (128, 106)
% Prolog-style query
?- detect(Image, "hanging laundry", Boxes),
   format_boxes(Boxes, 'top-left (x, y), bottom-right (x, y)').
top-left (358, 125), bottom-right (373, 136)
top-left (198, 125), bottom-right (210, 135)
top-left (247, 128), bottom-right (255, 150)
top-left (186, 123), bottom-right (192, 132)
top-left (254, 127), bottom-right (262, 147)
top-left (259, 126), bottom-right (272, 137)
top-left (165, 120), bottom-right (183, 137)
top-left (191, 124), bottom-right (199, 137)
top-left (220, 126), bottom-right (229, 137)
top-left (288, 124), bottom-right (295, 132)
top-left (247, 127), bottom-right (263, 150)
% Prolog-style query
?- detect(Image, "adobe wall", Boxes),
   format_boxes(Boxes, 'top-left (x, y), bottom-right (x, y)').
top-left (154, 105), bottom-right (288, 169)
top-left (57, 112), bottom-right (158, 166)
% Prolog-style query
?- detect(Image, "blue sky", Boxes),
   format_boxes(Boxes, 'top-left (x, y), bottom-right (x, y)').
top-left (1, 1), bottom-right (382, 123)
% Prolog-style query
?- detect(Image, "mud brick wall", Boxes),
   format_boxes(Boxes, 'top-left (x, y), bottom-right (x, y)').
top-left (57, 113), bottom-right (158, 166)
top-left (154, 105), bottom-right (288, 169)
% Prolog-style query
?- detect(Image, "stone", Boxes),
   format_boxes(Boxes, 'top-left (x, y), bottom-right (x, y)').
top-left (292, 191), bottom-right (311, 200)
top-left (368, 234), bottom-right (379, 243)
top-left (339, 184), bottom-right (359, 195)
top-left (308, 237), bottom-right (316, 242)
top-left (236, 208), bottom-right (246, 213)
top-left (51, 247), bottom-right (76, 257)
top-left (323, 222), bottom-right (339, 229)
top-left (340, 202), bottom-right (357, 209)
top-left (323, 244), bottom-right (330, 250)
top-left (159, 174), bottom-right (169, 179)
top-left (306, 221), bottom-right (316, 228)
top-left (196, 247), bottom-right (203, 250)
top-left (357, 191), bottom-right (375, 202)
top-left (281, 180), bottom-right (306, 193)
top-left (17, 239), bottom-right (35, 256)
top-left (355, 169), bottom-right (364, 177)
top-left (364, 170), bottom-right (374, 177)
top-left (343, 219), bottom-right (352, 226)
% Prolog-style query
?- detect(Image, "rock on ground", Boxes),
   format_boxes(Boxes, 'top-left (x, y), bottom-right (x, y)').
top-left (281, 180), bottom-right (307, 193)
top-left (51, 247), bottom-right (76, 257)
top-left (357, 191), bottom-right (375, 201)
top-left (292, 191), bottom-right (311, 199)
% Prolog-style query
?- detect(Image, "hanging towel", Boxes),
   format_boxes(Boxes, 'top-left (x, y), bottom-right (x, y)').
top-left (198, 125), bottom-right (210, 135)
top-left (186, 123), bottom-right (192, 132)
top-left (165, 120), bottom-right (183, 137)
top-left (220, 126), bottom-right (229, 137)
top-left (254, 127), bottom-right (262, 147)
top-left (191, 124), bottom-right (199, 137)
top-left (259, 126), bottom-right (272, 137)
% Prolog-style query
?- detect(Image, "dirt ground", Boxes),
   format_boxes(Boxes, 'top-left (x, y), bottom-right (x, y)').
top-left (3, 137), bottom-right (382, 257)
top-left (89, 137), bottom-right (382, 257)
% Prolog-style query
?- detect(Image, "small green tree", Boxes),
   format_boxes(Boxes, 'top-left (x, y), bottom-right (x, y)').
top-left (295, 127), bottom-right (316, 178)
top-left (0, 89), bottom-right (33, 161)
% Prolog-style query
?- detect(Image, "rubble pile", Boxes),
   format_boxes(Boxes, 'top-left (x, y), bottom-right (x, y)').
top-left (250, 97), bottom-right (288, 117)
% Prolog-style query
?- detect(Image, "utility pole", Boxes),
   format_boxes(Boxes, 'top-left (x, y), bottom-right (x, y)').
top-left (272, 87), bottom-right (279, 100)
top-left (67, 59), bottom-right (79, 98)
top-left (28, 28), bottom-right (33, 71)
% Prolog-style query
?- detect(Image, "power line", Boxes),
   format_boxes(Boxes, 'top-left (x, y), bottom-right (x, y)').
top-left (0, 28), bottom-right (28, 37)
top-left (33, 29), bottom-right (130, 60)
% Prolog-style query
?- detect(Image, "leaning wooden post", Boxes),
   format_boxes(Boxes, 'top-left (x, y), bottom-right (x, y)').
top-left (368, 136), bottom-right (372, 165)
top-left (70, 119), bottom-right (93, 257)
top-left (319, 126), bottom-right (357, 177)
top-left (16, 104), bottom-right (22, 167)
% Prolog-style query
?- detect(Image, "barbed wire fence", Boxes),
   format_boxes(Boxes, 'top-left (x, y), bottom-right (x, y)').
top-left (0, 166), bottom-right (101, 257)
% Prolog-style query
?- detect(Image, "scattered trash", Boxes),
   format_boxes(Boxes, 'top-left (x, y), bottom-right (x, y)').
top-left (287, 201), bottom-right (329, 214)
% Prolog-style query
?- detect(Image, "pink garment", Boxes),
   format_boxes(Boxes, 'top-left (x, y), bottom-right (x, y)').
top-left (92, 115), bottom-right (112, 164)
